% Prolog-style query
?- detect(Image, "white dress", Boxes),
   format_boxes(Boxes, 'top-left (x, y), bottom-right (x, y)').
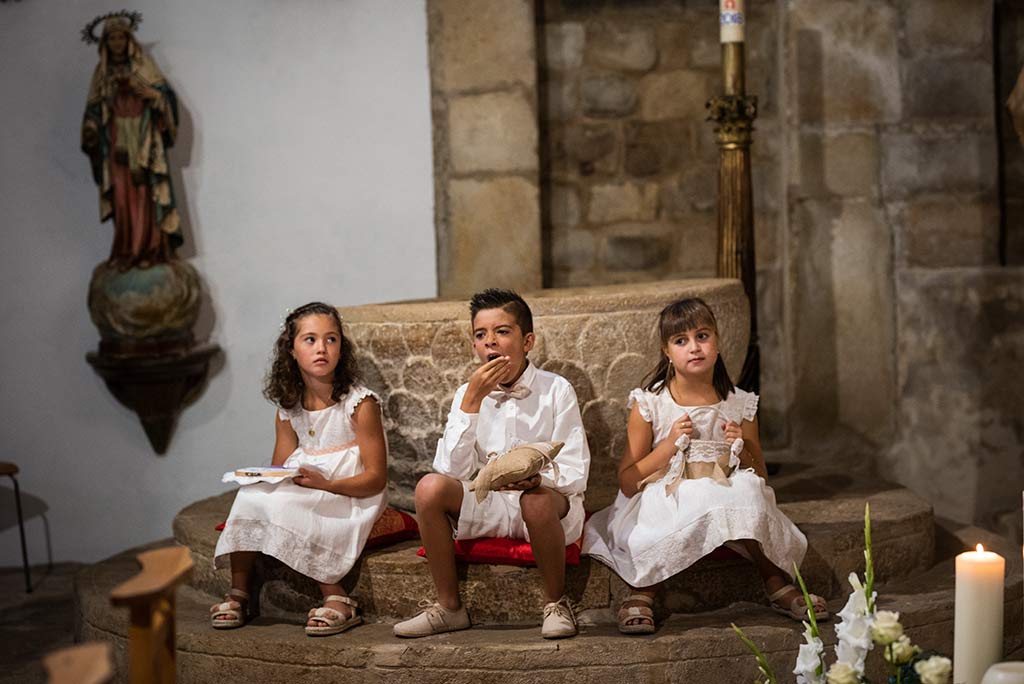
top-left (214, 386), bottom-right (386, 584)
top-left (582, 387), bottom-right (807, 588)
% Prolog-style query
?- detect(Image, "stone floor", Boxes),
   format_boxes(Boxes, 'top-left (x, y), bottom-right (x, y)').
top-left (0, 563), bottom-right (82, 684)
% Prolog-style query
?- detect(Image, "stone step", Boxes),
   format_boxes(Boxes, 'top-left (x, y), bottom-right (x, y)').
top-left (174, 462), bottom-right (936, 624)
top-left (73, 524), bottom-right (1024, 684)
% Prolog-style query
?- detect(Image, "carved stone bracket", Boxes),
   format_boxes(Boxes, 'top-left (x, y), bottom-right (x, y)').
top-left (86, 343), bottom-right (220, 454)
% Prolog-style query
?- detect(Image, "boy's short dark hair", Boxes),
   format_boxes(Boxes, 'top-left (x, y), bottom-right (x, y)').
top-left (469, 288), bottom-right (534, 334)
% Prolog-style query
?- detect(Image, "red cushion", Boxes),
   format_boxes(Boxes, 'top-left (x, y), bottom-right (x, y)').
top-left (215, 508), bottom-right (419, 550)
top-left (417, 537), bottom-right (581, 566)
top-left (365, 508), bottom-right (419, 549)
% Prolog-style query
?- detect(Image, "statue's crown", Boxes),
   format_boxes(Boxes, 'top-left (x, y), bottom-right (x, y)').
top-left (81, 10), bottom-right (142, 45)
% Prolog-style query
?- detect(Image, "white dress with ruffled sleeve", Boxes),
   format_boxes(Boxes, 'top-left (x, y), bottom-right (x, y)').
top-left (582, 387), bottom-right (807, 588)
top-left (214, 386), bottom-right (386, 584)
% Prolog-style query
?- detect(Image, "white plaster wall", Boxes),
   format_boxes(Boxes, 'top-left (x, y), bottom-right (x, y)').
top-left (0, 0), bottom-right (435, 566)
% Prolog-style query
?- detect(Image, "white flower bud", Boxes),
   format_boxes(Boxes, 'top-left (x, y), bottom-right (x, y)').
top-left (914, 656), bottom-right (952, 684)
top-left (870, 610), bottom-right (903, 645)
top-left (882, 635), bottom-right (919, 665)
top-left (825, 661), bottom-right (859, 684)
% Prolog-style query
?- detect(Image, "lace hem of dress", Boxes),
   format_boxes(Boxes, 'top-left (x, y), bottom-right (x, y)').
top-left (215, 518), bottom-right (361, 584)
top-left (628, 498), bottom-right (806, 583)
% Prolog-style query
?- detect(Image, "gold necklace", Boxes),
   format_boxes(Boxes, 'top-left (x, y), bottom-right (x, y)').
top-left (304, 402), bottom-right (335, 437)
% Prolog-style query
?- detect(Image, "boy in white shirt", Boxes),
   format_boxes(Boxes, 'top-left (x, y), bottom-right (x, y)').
top-left (393, 289), bottom-right (591, 639)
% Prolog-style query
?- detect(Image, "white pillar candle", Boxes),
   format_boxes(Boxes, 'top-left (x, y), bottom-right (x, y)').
top-left (955, 544), bottom-right (1006, 684)
top-left (981, 662), bottom-right (1024, 684)
top-left (720, 0), bottom-right (745, 43)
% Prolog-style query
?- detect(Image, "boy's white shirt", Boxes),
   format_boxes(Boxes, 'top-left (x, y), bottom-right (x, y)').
top-left (433, 362), bottom-right (591, 497)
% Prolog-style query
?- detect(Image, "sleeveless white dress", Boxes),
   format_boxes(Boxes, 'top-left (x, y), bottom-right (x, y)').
top-left (214, 386), bottom-right (386, 584)
top-left (582, 387), bottom-right (807, 588)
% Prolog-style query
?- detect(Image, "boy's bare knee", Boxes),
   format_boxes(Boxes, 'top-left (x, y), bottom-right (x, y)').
top-left (415, 474), bottom-right (448, 506)
top-left (415, 473), bottom-right (461, 511)
top-left (520, 488), bottom-right (561, 524)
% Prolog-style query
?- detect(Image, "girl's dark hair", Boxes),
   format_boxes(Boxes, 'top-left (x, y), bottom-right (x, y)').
top-left (263, 302), bottom-right (360, 410)
top-left (641, 297), bottom-right (735, 400)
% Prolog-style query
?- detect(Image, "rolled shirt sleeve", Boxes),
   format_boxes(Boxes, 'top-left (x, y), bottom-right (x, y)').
top-left (433, 366), bottom-right (591, 500)
top-left (433, 385), bottom-right (487, 481)
top-left (538, 379), bottom-right (590, 497)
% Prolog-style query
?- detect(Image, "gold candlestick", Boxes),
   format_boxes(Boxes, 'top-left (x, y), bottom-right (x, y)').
top-left (707, 40), bottom-right (759, 392)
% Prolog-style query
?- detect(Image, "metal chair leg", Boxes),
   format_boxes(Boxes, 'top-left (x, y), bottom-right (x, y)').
top-left (9, 475), bottom-right (31, 593)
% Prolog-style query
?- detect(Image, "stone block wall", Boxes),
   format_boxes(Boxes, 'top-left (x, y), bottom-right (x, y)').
top-left (536, 0), bottom-right (790, 443)
top-left (537, 0), bottom-right (780, 289)
top-left (784, 0), bottom-right (903, 441)
top-left (421, 0), bottom-right (1022, 524)
top-left (779, 0), bottom-right (1021, 523)
top-left (999, 0), bottom-right (1024, 264)
top-left (428, 0), bottom-right (543, 297)
top-left (877, 2), bottom-right (1018, 523)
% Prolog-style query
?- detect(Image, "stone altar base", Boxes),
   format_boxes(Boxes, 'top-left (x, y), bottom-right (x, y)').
top-left (338, 278), bottom-right (750, 513)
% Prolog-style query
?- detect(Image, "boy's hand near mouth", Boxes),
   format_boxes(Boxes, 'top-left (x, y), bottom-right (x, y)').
top-left (461, 355), bottom-right (511, 413)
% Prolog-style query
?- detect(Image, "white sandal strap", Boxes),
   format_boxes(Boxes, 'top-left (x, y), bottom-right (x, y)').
top-left (624, 594), bottom-right (654, 605)
top-left (323, 594), bottom-right (357, 607)
top-left (621, 607), bottom-right (651, 616)
top-left (211, 600), bottom-right (244, 616)
top-left (228, 589), bottom-right (250, 600)
top-left (768, 584), bottom-right (797, 602)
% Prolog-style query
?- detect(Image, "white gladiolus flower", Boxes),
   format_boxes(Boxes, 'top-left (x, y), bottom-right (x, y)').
top-left (837, 573), bottom-right (868, 622)
top-left (883, 635), bottom-right (919, 665)
top-left (835, 638), bottom-right (862, 666)
top-left (794, 623), bottom-right (825, 684)
top-left (836, 613), bottom-right (873, 650)
top-left (833, 571), bottom-right (876, 674)
top-left (794, 640), bottom-right (824, 683)
top-left (870, 610), bottom-right (903, 645)
top-left (914, 655), bottom-right (952, 684)
top-left (825, 661), bottom-right (859, 684)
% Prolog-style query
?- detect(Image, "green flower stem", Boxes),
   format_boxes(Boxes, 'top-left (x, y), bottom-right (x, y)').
top-left (864, 502), bottom-right (875, 612)
top-left (792, 563), bottom-right (819, 637)
top-left (793, 563), bottom-right (825, 677)
top-left (730, 623), bottom-right (778, 684)
top-left (889, 643), bottom-right (902, 684)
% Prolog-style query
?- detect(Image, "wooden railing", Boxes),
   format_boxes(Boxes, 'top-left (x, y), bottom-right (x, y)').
top-left (108, 545), bottom-right (194, 684)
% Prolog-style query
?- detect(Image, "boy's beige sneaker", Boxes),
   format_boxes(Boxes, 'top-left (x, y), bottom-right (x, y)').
top-left (541, 596), bottom-right (577, 639)
top-left (393, 600), bottom-right (471, 638)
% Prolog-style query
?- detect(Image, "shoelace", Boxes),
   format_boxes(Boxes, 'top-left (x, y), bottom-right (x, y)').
top-left (416, 599), bottom-right (456, 629)
top-left (543, 597), bottom-right (578, 624)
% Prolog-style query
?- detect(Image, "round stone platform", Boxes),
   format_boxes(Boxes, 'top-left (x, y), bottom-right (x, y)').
top-left (173, 474), bottom-right (935, 624)
top-left (76, 444), bottom-right (1024, 682)
top-left (75, 520), bottom-right (1022, 684)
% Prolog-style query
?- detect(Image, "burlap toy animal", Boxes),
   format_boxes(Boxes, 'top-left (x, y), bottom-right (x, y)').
top-left (468, 441), bottom-right (564, 503)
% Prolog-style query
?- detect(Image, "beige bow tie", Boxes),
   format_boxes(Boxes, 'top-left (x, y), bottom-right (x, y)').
top-left (490, 383), bottom-right (531, 403)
